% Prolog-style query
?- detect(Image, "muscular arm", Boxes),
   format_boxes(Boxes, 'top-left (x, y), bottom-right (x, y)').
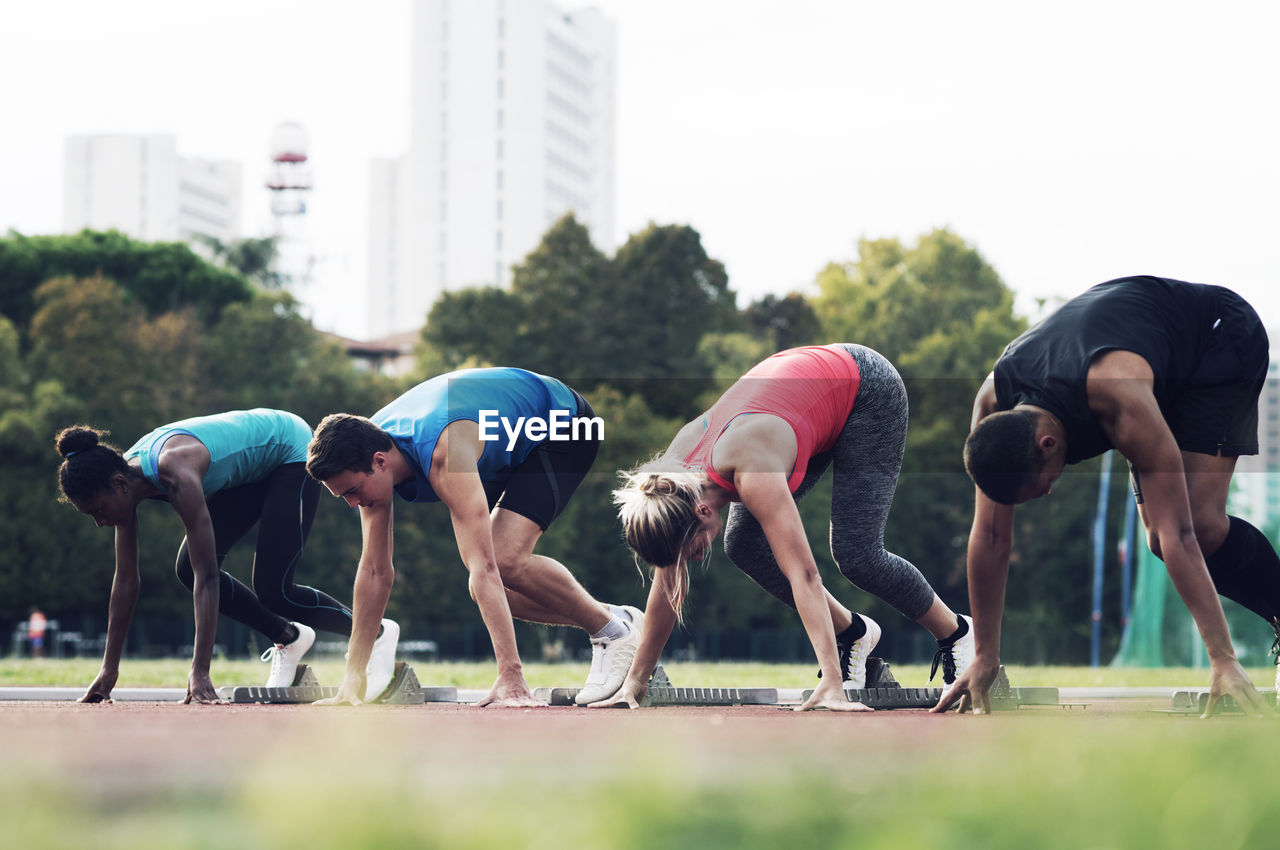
top-left (967, 490), bottom-right (1015, 663)
top-left (156, 440), bottom-right (222, 704)
top-left (430, 422), bottom-right (525, 684)
top-left (1090, 354), bottom-right (1236, 661)
top-left (103, 518), bottom-right (142, 670)
top-left (1091, 351), bottom-right (1266, 714)
top-left (596, 568), bottom-right (680, 707)
top-left (80, 516), bottom-right (142, 703)
top-left (965, 373), bottom-right (1015, 664)
top-left (936, 374), bottom-right (1013, 712)
top-left (316, 492), bottom-right (395, 706)
top-left (737, 470), bottom-right (844, 684)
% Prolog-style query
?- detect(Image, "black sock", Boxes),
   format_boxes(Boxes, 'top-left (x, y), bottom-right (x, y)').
top-left (1205, 516), bottom-right (1280, 623)
top-left (940, 616), bottom-right (969, 646)
top-left (837, 615), bottom-right (867, 645)
top-left (376, 623), bottom-right (385, 640)
top-left (276, 624), bottom-right (299, 645)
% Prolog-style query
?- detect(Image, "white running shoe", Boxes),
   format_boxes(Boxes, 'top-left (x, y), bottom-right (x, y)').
top-left (930, 614), bottom-right (975, 685)
top-left (575, 606), bottom-right (645, 705)
top-left (840, 614), bottom-right (881, 690)
top-left (364, 619), bottom-right (400, 702)
top-left (261, 622), bottom-right (315, 688)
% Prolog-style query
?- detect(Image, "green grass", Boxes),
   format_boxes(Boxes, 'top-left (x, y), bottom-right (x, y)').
top-left (3, 702), bottom-right (1278, 849)
top-left (1, 657), bottom-right (1274, 690)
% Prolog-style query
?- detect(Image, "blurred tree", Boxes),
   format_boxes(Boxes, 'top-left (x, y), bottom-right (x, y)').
top-left (743, 292), bottom-right (821, 351)
top-left (194, 235), bottom-right (284, 290)
top-left (422, 287), bottom-right (519, 371)
top-left (606, 222), bottom-right (742, 417)
top-left (27, 275), bottom-right (186, 441)
top-left (199, 289), bottom-right (393, 422)
top-left (0, 230), bottom-right (251, 333)
top-left (422, 215), bottom-right (742, 419)
top-left (504, 214), bottom-right (613, 380)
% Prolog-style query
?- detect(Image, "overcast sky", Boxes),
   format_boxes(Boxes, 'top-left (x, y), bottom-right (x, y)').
top-left (4, 0), bottom-right (1277, 340)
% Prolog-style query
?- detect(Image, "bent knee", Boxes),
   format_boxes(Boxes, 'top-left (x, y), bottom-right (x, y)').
top-left (252, 583), bottom-right (288, 609)
top-left (492, 548), bottom-right (536, 580)
top-left (1191, 513), bottom-right (1230, 555)
top-left (1145, 531), bottom-right (1164, 561)
top-left (832, 538), bottom-right (880, 575)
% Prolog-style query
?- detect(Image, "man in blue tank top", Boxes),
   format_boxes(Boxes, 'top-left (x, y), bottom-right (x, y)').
top-left (939, 276), bottom-right (1277, 717)
top-left (306, 368), bottom-right (642, 707)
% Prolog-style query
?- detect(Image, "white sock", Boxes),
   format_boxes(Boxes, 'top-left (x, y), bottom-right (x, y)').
top-left (591, 614), bottom-right (629, 642)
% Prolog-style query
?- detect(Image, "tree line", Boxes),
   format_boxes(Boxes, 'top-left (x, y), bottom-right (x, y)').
top-left (0, 221), bottom-right (1128, 663)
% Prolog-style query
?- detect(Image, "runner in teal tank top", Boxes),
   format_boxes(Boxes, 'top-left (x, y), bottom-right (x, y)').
top-left (305, 368), bottom-right (642, 708)
top-left (55, 409), bottom-right (399, 705)
top-left (127, 408), bottom-right (309, 496)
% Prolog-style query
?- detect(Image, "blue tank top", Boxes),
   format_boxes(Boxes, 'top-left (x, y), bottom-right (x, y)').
top-left (373, 367), bottom-right (578, 503)
top-left (125, 409), bottom-right (311, 497)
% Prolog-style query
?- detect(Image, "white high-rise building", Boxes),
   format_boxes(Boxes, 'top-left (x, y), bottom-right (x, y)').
top-left (366, 0), bottom-right (616, 339)
top-left (64, 134), bottom-right (242, 245)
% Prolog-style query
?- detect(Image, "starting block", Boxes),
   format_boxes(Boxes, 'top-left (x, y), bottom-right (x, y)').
top-left (802, 663), bottom-right (1061, 710)
top-left (984, 666), bottom-right (1063, 710)
top-left (1160, 689), bottom-right (1275, 715)
top-left (218, 662), bottom-right (440, 705)
top-left (802, 656), bottom-right (942, 708)
top-left (533, 665), bottom-right (779, 707)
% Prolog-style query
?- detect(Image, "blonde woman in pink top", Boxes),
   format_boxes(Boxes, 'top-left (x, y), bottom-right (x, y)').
top-left (608, 344), bottom-right (974, 711)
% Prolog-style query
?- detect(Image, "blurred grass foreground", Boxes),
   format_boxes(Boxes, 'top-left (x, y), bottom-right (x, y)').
top-left (2, 679), bottom-right (1277, 850)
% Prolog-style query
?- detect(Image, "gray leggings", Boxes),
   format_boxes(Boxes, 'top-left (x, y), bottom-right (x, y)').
top-left (722, 344), bottom-right (937, 621)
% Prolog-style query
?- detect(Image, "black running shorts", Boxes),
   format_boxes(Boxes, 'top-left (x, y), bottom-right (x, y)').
top-left (1163, 289), bottom-right (1269, 457)
top-left (483, 389), bottom-right (601, 530)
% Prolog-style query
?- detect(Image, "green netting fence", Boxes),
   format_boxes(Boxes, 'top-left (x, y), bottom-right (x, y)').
top-left (1112, 539), bottom-right (1277, 668)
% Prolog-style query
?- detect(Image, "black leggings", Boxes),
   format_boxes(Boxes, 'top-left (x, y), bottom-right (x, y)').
top-left (174, 462), bottom-right (353, 639)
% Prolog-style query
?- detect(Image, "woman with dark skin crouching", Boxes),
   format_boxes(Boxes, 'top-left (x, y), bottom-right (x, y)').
top-left (55, 410), bottom-right (398, 705)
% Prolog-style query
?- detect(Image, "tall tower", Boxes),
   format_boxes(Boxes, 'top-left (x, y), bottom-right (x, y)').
top-left (265, 121), bottom-right (315, 298)
top-left (366, 0), bottom-right (616, 339)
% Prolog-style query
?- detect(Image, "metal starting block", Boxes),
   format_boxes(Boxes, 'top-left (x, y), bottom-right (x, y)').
top-left (533, 665), bottom-right (779, 707)
top-left (1160, 689), bottom-right (1275, 715)
top-left (802, 663), bottom-right (1061, 710)
top-left (984, 666), bottom-right (1062, 710)
top-left (218, 662), bottom-right (437, 705)
top-left (642, 686), bottom-right (778, 707)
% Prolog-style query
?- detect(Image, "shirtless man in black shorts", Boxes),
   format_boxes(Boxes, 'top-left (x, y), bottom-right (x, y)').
top-left (937, 275), bottom-right (1278, 716)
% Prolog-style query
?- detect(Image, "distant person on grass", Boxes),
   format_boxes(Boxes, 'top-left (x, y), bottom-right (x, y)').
top-left (56, 410), bottom-right (399, 705)
top-left (940, 276), bottom-right (1278, 716)
top-left (607, 344), bottom-right (975, 711)
top-left (27, 607), bottom-right (48, 659)
top-left (305, 367), bottom-right (641, 708)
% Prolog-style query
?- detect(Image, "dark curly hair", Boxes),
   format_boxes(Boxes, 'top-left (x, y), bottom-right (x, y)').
top-left (55, 426), bottom-right (130, 504)
top-left (963, 409), bottom-right (1044, 505)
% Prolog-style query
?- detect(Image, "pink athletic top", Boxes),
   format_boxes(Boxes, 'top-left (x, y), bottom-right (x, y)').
top-left (682, 345), bottom-right (860, 499)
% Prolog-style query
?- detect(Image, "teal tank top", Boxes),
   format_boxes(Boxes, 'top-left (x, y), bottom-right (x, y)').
top-left (125, 409), bottom-right (311, 497)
